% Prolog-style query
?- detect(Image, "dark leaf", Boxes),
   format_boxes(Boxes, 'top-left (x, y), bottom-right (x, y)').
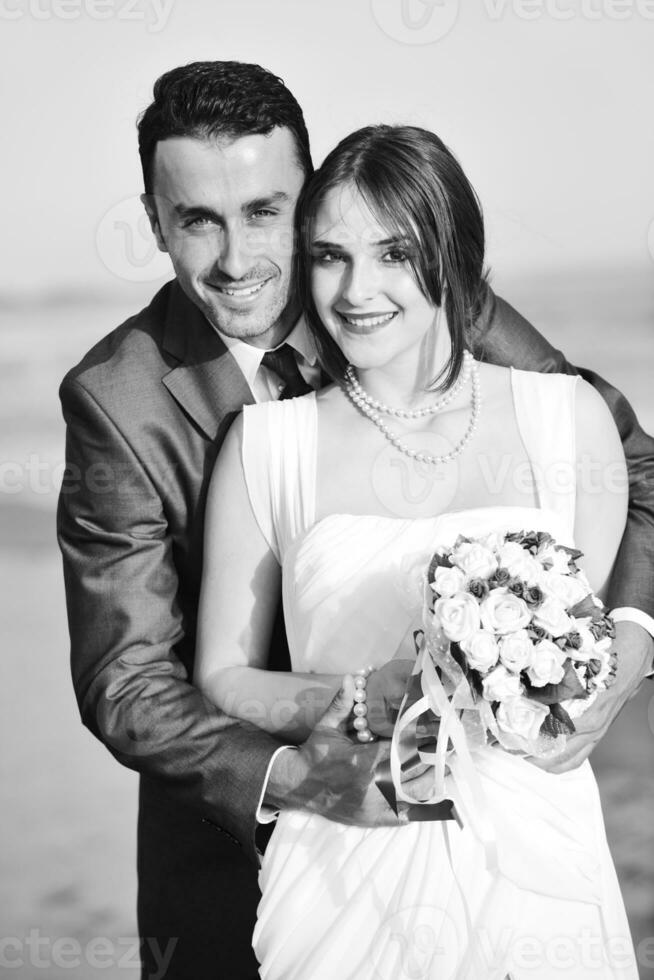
top-left (568, 595), bottom-right (596, 620)
top-left (540, 702), bottom-right (576, 737)
top-left (427, 551), bottom-right (452, 581)
top-left (527, 660), bottom-right (586, 705)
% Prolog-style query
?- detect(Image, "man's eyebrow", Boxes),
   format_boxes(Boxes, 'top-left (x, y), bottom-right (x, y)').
top-left (244, 191), bottom-right (292, 212)
top-left (173, 203), bottom-right (220, 220)
top-left (173, 191), bottom-right (292, 221)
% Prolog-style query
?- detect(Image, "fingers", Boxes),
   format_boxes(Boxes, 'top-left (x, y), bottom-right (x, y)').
top-left (401, 766), bottom-right (437, 802)
top-left (316, 674), bottom-right (356, 731)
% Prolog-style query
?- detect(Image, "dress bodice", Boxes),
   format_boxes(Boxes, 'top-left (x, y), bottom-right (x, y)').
top-left (242, 369), bottom-right (579, 675)
top-left (245, 370), bottom-right (636, 978)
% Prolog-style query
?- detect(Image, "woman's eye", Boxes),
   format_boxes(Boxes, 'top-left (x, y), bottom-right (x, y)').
top-left (382, 248), bottom-right (409, 264)
top-left (314, 251), bottom-right (345, 265)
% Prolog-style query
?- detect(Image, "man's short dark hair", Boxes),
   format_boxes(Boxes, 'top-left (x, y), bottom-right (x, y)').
top-left (137, 60), bottom-right (313, 194)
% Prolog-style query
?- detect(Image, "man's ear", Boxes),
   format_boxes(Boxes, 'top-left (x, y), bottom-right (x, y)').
top-left (140, 193), bottom-right (168, 253)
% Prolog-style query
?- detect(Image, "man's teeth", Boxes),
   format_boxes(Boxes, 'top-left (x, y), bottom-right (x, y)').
top-left (220, 280), bottom-right (268, 297)
top-left (342, 312), bottom-right (396, 327)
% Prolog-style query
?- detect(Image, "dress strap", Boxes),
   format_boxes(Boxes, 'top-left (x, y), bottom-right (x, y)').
top-left (510, 368), bottom-right (578, 541)
top-left (241, 393), bottom-right (317, 564)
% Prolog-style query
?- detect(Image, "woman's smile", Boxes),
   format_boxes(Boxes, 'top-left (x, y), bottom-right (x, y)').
top-left (336, 309), bottom-right (399, 333)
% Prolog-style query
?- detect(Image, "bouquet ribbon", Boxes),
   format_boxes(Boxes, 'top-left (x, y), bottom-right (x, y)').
top-left (375, 626), bottom-right (500, 874)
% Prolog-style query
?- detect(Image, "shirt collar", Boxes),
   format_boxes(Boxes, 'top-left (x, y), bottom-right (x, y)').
top-left (211, 315), bottom-right (318, 392)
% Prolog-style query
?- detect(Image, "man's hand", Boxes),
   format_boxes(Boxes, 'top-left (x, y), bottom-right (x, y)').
top-left (365, 658), bottom-right (415, 737)
top-left (532, 620), bottom-right (653, 774)
top-left (264, 676), bottom-right (432, 826)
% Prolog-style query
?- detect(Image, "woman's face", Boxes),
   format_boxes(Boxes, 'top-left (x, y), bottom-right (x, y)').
top-left (309, 182), bottom-right (438, 372)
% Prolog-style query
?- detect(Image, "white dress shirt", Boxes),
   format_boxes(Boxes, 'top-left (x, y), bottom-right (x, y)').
top-left (213, 316), bottom-right (321, 403)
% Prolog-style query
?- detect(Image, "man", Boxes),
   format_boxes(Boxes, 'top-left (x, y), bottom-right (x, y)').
top-left (58, 61), bottom-right (654, 979)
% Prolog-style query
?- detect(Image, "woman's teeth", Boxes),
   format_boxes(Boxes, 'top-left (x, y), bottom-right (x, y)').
top-left (341, 312), bottom-right (397, 327)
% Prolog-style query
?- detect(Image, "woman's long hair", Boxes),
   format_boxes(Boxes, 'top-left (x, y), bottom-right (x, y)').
top-left (295, 124), bottom-right (488, 391)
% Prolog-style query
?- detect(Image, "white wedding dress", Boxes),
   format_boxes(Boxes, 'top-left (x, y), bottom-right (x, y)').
top-left (240, 370), bottom-right (636, 980)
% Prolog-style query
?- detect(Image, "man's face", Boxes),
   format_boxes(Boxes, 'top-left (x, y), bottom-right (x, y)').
top-left (144, 128), bottom-right (306, 349)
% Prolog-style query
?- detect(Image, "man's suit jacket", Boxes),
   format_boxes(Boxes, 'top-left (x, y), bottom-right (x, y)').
top-left (57, 279), bottom-right (654, 979)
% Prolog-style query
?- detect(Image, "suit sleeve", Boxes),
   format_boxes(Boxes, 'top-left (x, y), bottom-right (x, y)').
top-left (57, 375), bottom-right (282, 863)
top-left (474, 290), bottom-right (654, 618)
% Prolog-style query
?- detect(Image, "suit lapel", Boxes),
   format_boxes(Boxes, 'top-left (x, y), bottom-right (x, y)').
top-left (161, 282), bottom-right (255, 441)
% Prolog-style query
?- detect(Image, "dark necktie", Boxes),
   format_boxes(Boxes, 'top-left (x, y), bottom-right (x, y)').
top-left (261, 344), bottom-right (313, 400)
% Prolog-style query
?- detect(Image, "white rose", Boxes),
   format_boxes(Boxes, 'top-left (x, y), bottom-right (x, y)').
top-left (430, 565), bottom-right (466, 598)
top-left (541, 570), bottom-right (588, 609)
top-left (450, 542), bottom-right (498, 580)
top-left (568, 617), bottom-right (596, 662)
top-left (480, 588), bottom-right (532, 635)
top-left (460, 629), bottom-right (500, 672)
top-left (539, 545), bottom-right (572, 575)
top-left (561, 692), bottom-right (597, 720)
top-left (589, 645), bottom-right (614, 690)
top-left (499, 630), bottom-right (533, 672)
top-left (498, 542), bottom-right (541, 585)
top-left (533, 596), bottom-right (573, 637)
top-left (480, 531), bottom-right (505, 554)
top-left (433, 592), bottom-right (481, 644)
top-left (527, 640), bottom-right (566, 687)
top-left (497, 696), bottom-right (550, 742)
top-left (482, 665), bottom-right (524, 703)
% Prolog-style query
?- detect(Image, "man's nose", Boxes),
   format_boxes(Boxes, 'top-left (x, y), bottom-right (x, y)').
top-left (217, 227), bottom-right (254, 281)
top-left (341, 258), bottom-right (379, 307)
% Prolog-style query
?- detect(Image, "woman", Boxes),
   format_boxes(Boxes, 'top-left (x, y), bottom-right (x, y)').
top-left (194, 126), bottom-right (635, 978)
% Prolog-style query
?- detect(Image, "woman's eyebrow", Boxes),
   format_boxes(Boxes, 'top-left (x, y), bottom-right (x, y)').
top-left (310, 235), bottom-right (410, 248)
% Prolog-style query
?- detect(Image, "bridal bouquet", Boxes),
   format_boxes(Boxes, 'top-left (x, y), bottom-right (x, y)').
top-left (381, 529), bottom-right (618, 818)
top-left (424, 530), bottom-right (617, 754)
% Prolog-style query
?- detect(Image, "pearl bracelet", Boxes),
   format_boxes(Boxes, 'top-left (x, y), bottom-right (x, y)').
top-left (352, 666), bottom-right (377, 743)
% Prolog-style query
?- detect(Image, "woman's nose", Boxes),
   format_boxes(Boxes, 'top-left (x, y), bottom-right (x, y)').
top-left (340, 258), bottom-right (379, 307)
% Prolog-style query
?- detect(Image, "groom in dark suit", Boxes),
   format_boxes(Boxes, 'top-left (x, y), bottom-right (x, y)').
top-left (58, 61), bottom-right (654, 979)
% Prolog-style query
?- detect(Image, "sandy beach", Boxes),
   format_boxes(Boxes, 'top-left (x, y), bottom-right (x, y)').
top-left (2, 272), bottom-right (653, 978)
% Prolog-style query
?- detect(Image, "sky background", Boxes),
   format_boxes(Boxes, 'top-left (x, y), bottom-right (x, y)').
top-left (2, 0), bottom-right (654, 298)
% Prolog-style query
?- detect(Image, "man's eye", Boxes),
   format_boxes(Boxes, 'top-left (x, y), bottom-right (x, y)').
top-left (251, 209), bottom-right (277, 219)
top-left (185, 216), bottom-right (215, 228)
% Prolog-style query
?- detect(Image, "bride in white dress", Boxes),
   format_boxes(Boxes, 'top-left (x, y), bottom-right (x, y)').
top-left (194, 125), bottom-right (637, 979)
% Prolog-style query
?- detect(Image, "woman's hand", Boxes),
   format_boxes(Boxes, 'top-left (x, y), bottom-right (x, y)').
top-left (530, 620), bottom-right (653, 774)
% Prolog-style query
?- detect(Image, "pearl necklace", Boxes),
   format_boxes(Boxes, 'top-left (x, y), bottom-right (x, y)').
top-left (343, 352), bottom-right (481, 465)
top-left (344, 349), bottom-right (474, 419)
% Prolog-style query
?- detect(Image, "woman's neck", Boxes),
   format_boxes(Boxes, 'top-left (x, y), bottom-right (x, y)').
top-left (353, 329), bottom-right (456, 411)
